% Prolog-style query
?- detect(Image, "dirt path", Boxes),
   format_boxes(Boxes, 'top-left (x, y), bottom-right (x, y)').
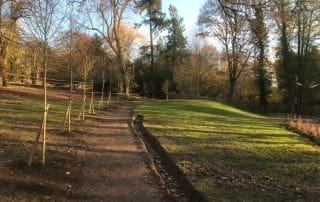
top-left (0, 87), bottom-right (166, 200)
top-left (72, 101), bottom-right (165, 201)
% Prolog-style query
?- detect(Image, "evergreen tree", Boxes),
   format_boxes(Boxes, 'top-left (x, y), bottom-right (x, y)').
top-left (274, 0), bottom-right (297, 113)
top-left (133, 38), bottom-right (171, 98)
top-left (247, 1), bottom-right (271, 114)
top-left (293, 0), bottom-right (320, 114)
top-left (275, 38), bottom-right (297, 113)
top-left (135, 0), bottom-right (165, 97)
top-left (166, 5), bottom-right (188, 91)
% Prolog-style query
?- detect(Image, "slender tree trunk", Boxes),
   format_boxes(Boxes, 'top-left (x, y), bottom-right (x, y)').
top-left (99, 73), bottom-right (105, 108)
top-left (257, 60), bottom-right (268, 114)
top-left (228, 79), bottom-right (236, 104)
top-left (108, 78), bottom-right (112, 105)
top-left (256, 39), bottom-right (268, 114)
top-left (123, 73), bottom-right (130, 96)
top-left (89, 80), bottom-right (95, 114)
top-left (116, 48), bottom-right (129, 96)
top-left (296, 1), bottom-right (304, 115)
top-left (0, 43), bottom-right (8, 87)
top-left (42, 42), bottom-right (48, 167)
top-left (68, 64), bottom-right (72, 132)
top-left (149, 8), bottom-right (155, 98)
top-left (280, 13), bottom-right (295, 114)
top-left (28, 103), bottom-right (49, 167)
top-left (0, 0), bottom-right (6, 87)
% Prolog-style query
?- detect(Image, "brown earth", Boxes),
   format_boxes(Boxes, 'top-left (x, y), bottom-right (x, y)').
top-left (72, 102), bottom-right (164, 201)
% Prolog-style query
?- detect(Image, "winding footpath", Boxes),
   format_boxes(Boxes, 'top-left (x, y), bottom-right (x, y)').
top-left (73, 101), bottom-right (164, 201)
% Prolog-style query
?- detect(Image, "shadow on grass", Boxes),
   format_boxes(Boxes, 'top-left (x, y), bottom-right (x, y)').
top-left (136, 100), bottom-right (320, 200)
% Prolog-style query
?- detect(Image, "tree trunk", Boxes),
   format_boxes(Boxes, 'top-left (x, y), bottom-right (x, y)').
top-left (68, 64), bottom-right (73, 132)
top-left (0, 0), bottom-right (6, 87)
top-left (257, 64), bottom-right (268, 114)
top-left (228, 80), bottom-right (236, 104)
top-left (116, 44), bottom-right (129, 97)
top-left (0, 75), bottom-right (8, 86)
top-left (122, 73), bottom-right (130, 96)
top-left (0, 46), bottom-right (8, 87)
top-left (149, 10), bottom-right (155, 98)
top-left (42, 43), bottom-right (48, 167)
top-left (256, 41), bottom-right (268, 114)
top-left (99, 75), bottom-right (105, 108)
top-left (296, 1), bottom-right (304, 115)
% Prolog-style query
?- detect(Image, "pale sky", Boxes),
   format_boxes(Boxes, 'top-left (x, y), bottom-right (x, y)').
top-left (162, 0), bottom-right (207, 37)
top-left (134, 0), bottom-right (220, 51)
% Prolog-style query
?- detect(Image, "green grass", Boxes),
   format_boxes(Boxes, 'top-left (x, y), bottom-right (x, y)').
top-left (0, 92), bottom-right (89, 144)
top-left (0, 88), bottom-right (102, 200)
top-left (135, 100), bottom-right (320, 201)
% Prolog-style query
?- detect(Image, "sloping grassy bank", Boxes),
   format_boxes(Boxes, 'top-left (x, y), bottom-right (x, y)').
top-left (135, 100), bottom-right (320, 201)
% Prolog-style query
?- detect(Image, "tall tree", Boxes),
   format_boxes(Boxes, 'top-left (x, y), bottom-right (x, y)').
top-left (166, 5), bottom-right (188, 91)
top-left (24, 40), bottom-right (42, 85)
top-left (23, 0), bottom-right (66, 166)
top-left (189, 36), bottom-right (218, 97)
top-left (135, 0), bottom-right (165, 97)
top-left (273, 0), bottom-right (320, 114)
top-left (293, 0), bottom-right (320, 114)
top-left (63, 2), bottom-right (80, 133)
top-left (273, 0), bottom-right (296, 113)
top-left (247, 0), bottom-right (271, 113)
top-left (198, 0), bottom-right (252, 103)
top-left (0, 0), bottom-right (30, 86)
top-left (83, 0), bottom-right (136, 96)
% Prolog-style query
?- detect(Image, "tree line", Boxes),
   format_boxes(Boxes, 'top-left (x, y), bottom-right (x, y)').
top-left (0, 0), bottom-right (319, 115)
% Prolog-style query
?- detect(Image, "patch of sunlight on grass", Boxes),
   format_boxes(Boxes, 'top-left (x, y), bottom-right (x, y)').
top-left (135, 100), bottom-right (320, 201)
top-left (0, 94), bottom-right (84, 142)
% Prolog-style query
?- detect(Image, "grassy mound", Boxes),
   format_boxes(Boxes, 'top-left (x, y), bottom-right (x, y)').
top-left (135, 100), bottom-right (320, 201)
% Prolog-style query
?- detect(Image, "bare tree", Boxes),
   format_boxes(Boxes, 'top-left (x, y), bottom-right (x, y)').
top-left (74, 34), bottom-right (99, 121)
top-left (63, 2), bottom-right (81, 133)
top-left (64, 14), bottom-right (74, 133)
top-left (80, 0), bottom-right (137, 96)
top-left (98, 54), bottom-right (114, 108)
top-left (198, 0), bottom-right (252, 103)
top-left (0, 0), bottom-right (31, 86)
top-left (23, 0), bottom-right (66, 167)
top-left (293, 0), bottom-right (320, 114)
top-left (189, 36), bottom-right (218, 97)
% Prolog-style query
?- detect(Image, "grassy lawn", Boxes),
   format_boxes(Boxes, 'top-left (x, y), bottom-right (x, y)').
top-left (135, 100), bottom-right (320, 201)
top-left (0, 92), bottom-right (83, 143)
top-left (0, 87), bottom-right (99, 199)
top-left (0, 87), bottom-right (97, 169)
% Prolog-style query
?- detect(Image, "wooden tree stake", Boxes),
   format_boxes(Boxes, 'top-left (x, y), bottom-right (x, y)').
top-left (89, 80), bottom-right (95, 114)
top-left (28, 104), bottom-right (50, 167)
top-left (99, 73), bottom-right (105, 109)
top-left (63, 99), bottom-right (72, 132)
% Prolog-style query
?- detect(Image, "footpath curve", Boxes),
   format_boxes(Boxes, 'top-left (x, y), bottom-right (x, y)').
top-left (73, 101), bottom-right (165, 201)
